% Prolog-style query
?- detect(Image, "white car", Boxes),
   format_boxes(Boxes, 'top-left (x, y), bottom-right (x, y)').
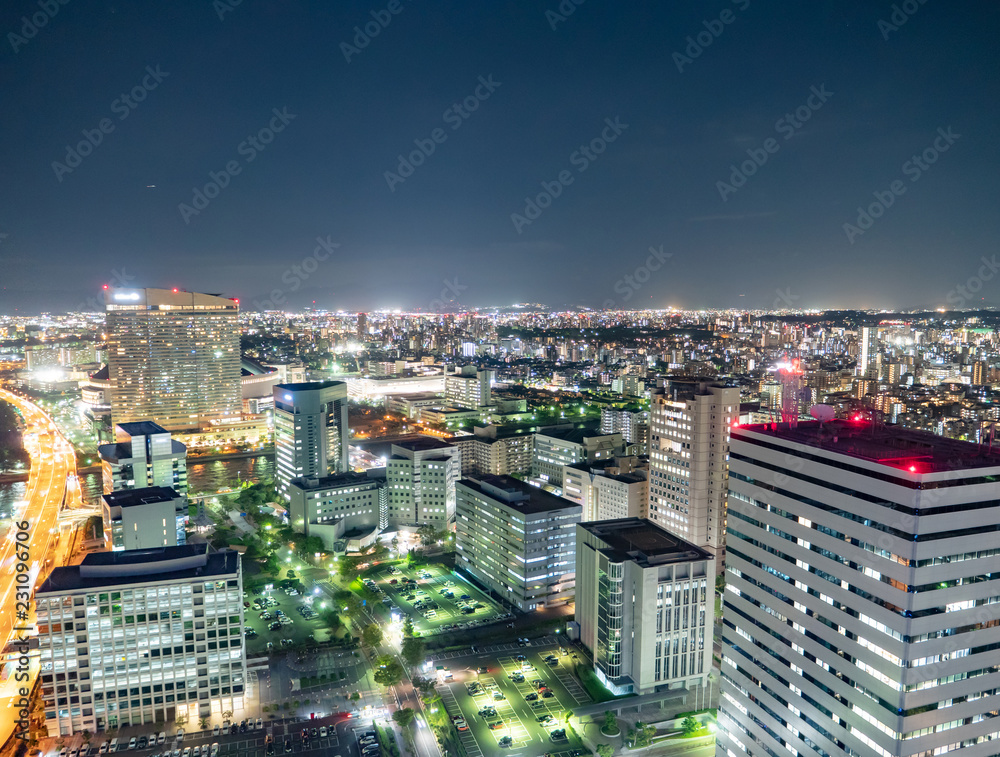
top-left (256, 718), bottom-right (263, 730)
top-left (210, 745), bottom-right (219, 757)
top-left (212, 726), bottom-right (220, 737)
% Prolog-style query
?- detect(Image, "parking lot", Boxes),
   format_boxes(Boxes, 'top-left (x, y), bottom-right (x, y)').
top-left (364, 563), bottom-right (510, 636)
top-left (242, 585), bottom-right (326, 655)
top-left (434, 644), bottom-right (591, 756)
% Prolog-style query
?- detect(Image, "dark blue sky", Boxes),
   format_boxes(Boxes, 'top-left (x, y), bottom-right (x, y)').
top-left (1, 1), bottom-right (999, 313)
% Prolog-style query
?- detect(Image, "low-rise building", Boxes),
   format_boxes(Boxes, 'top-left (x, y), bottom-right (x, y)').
top-left (102, 486), bottom-right (186, 551)
top-left (287, 469), bottom-right (387, 550)
top-left (532, 427), bottom-right (625, 489)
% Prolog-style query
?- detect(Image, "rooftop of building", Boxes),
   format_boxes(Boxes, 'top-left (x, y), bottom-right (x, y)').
top-left (102, 486), bottom-right (181, 508)
top-left (736, 419), bottom-right (1000, 474)
top-left (89, 364), bottom-right (109, 381)
top-left (241, 355), bottom-right (276, 377)
top-left (459, 475), bottom-right (581, 515)
top-left (276, 380), bottom-right (345, 391)
top-left (534, 425), bottom-right (613, 444)
top-left (289, 469), bottom-right (386, 490)
top-left (579, 518), bottom-right (711, 566)
top-left (392, 437), bottom-right (455, 453)
top-left (116, 421), bottom-right (168, 436)
top-left (98, 438), bottom-right (187, 462)
top-left (37, 545), bottom-right (239, 593)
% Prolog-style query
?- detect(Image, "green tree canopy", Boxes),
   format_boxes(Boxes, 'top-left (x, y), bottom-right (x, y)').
top-left (373, 656), bottom-right (404, 688)
top-left (392, 708), bottom-right (416, 728)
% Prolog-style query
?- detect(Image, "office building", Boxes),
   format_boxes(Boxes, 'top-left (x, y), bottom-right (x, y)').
top-left (36, 545), bottom-right (246, 735)
top-left (717, 420), bottom-right (1000, 757)
top-left (102, 487), bottom-right (186, 550)
top-left (445, 365), bottom-right (492, 409)
top-left (531, 428), bottom-right (626, 490)
top-left (386, 438), bottom-right (460, 527)
top-left (562, 458), bottom-right (648, 521)
top-left (456, 475), bottom-right (581, 611)
top-left (273, 381), bottom-right (349, 497)
top-left (576, 518), bottom-right (713, 695)
top-left (287, 469), bottom-right (387, 550)
top-left (649, 380), bottom-right (738, 559)
top-left (98, 421), bottom-right (188, 496)
top-left (105, 288), bottom-right (241, 432)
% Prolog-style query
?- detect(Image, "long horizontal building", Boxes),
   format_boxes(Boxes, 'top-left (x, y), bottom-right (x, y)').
top-left (456, 475), bottom-right (581, 611)
top-left (718, 420), bottom-right (1000, 757)
top-left (36, 545), bottom-right (246, 736)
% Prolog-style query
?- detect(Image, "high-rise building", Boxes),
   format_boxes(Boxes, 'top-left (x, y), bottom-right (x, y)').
top-left (386, 438), bottom-right (460, 526)
top-left (101, 486), bottom-right (186, 550)
top-left (562, 458), bottom-right (648, 521)
top-left (357, 312), bottom-right (368, 341)
top-left (36, 545), bottom-right (246, 734)
top-left (649, 380), bottom-right (738, 560)
top-left (601, 407), bottom-right (650, 453)
top-left (105, 288), bottom-right (241, 432)
top-left (857, 325), bottom-right (880, 379)
top-left (576, 518), bottom-right (713, 695)
top-left (273, 381), bottom-right (349, 497)
top-left (718, 420), bottom-right (1000, 757)
top-left (456, 475), bottom-right (580, 611)
top-left (98, 421), bottom-right (188, 496)
top-left (445, 365), bottom-right (492, 409)
top-left (451, 425), bottom-right (534, 477)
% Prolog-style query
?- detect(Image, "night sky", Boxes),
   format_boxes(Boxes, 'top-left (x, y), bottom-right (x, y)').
top-left (2, 1), bottom-right (999, 313)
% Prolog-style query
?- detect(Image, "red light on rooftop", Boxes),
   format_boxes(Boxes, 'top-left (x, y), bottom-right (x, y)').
top-left (909, 465), bottom-right (917, 472)
top-left (102, 284), bottom-right (108, 290)
top-left (731, 421), bottom-right (739, 428)
top-left (172, 288), bottom-right (178, 293)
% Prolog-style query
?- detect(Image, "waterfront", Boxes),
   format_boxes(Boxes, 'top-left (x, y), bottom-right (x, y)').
top-left (0, 454), bottom-right (275, 511)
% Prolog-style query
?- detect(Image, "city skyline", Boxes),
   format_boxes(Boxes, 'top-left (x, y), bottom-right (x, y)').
top-left (2, 2), bottom-right (999, 313)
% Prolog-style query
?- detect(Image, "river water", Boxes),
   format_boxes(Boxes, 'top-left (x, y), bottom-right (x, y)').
top-left (0, 455), bottom-right (275, 513)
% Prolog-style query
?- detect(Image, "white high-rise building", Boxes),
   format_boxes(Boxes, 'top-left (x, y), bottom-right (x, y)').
top-left (36, 545), bottom-right (246, 735)
top-left (101, 486), bottom-right (186, 550)
top-left (98, 421), bottom-right (188, 496)
top-left (105, 288), bottom-right (241, 432)
top-left (857, 325), bottom-right (881, 379)
top-left (386, 438), bottom-right (460, 527)
top-left (456, 475), bottom-right (580, 611)
top-left (445, 365), bottom-right (492, 409)
top-left (576, 518), bottom-right (713, 695)
top-left (273, 381), bottom-right (349, 497)
top-left (718, 420), bottom-right (1000, 757)
top-left (562, 458), bottom-right (648, 522)
top-left (649, 380), bottom-right (738, 560)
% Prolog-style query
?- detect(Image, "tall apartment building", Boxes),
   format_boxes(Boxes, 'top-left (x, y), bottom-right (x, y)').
top-left (857, 325), bottom-right (881, 379)
top-left (456, 475), bottom-right (580, 611)
top-left (273, 381), bottom-right (349, 497)
top-left (562, 458), bottom-right (648, 521)
top-left (576, 518), bottom-right (713, 695)
top-left (287, 469), bottom-right (387, 549)
top-left (98, 421), bottom-right (188, 496)
top-left (105, 288), bottom-right (241, 432)
top-left (445, 365), bottom-right (492, 409)
top-left (452, 425), bottom-right (534, 477)
top-left (36, 545), bottom-right (246, 735)
top-left (532, 428), bottom-right (625, 489)
top-left (649, 380), bottom-right (738, 560)
top-left (601, 407), bottom-right (650, 453)
top-left (718, 420), bottom-right (1000, 757)
top-left (386, 438), bottom-right (460, 527)
top-left (102, 487), bottom-right (186, 550)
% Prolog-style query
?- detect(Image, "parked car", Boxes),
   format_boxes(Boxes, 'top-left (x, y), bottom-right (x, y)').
top-left (212, 726), bottom-right (220, 737)
top-left (128, 739), bottom-right (137, 751)
top-left (319, 727), bottom-right (328, 738)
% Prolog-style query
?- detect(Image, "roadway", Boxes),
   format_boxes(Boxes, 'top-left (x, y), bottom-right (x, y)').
top-left (0, 389), bottom-right (86, 746)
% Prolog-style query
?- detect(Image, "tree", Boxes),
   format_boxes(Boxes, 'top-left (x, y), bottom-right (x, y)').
top-left (320, 609), bottom-right (343, 632)
top-left (362, 623), bottom-right (383, 648)
top-left (335, 590), bottom-right (364, 619)
top-left (199, 718), bottom-right (209, 730)
top-left (392, 708), bottom-right (416, 728)
top-left (373, 656), bottom-right (404, 688)
top-left (222, 710), bottom-right (234, 721)
top-left (597, 745), bottom-right (614, 757)
top-left (602, 711), bottom-right (619, 736)
top-left (681, 716), bottom-right (701, 736)
top-left (401, 636), bottom-right (426, 668)
top-left (402, 616), bottom-right (414, 638)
